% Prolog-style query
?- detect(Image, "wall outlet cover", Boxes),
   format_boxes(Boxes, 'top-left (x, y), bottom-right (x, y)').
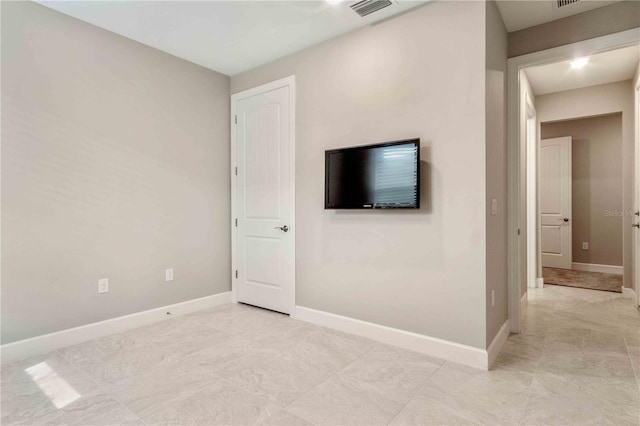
top-left (98, 278), bottom-right (109, 294)
top-left (166, 268), bottom-right (174, 282)
top-left (582, 242), bottom-right (589, 250)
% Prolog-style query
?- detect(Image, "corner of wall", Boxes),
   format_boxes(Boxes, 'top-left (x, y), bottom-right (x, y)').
top-left (484, 0), bottom-right (509, 348)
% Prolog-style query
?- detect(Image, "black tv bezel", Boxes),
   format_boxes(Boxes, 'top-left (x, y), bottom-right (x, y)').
top-left (324, 138), bottom-right (421, 210)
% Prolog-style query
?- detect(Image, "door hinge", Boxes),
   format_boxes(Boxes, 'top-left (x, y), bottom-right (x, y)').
top-left (235, 167), bottom-right (237, 176)
top-left (235, 218), bottom-right (238, 227)
top-left (235, 270), bottom-right (238, 279)
top-left (518, 228), bottom-right (521, 236)
top-left (234, 115), bottom-right (237, 124)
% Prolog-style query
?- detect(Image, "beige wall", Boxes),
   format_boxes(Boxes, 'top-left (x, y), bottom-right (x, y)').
top-left (1, 2), bottom-right (231, 344)
top-left (485, 0), bottom-right (508, 346)
top-left (537, 81), bottom-right (634, 288)
top-left (232, 1), bottom-right (490, 349)
top-left (509, 1), bottom-right (640, 58)
top-left (541, 114), bottom-right (623, 267)
top-left (519, 72), bottom-right (536, 297)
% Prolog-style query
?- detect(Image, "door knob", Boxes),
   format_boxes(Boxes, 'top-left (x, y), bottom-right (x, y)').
top-left (274, 225), bottom-right (289, 232)
top-left (563, 218), bottom-right (569, 222)
top-left (633, 223), bottom-right (640, 229)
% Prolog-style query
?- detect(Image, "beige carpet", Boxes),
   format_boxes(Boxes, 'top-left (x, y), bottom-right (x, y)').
top-left (542, 267), bottom-right (622, 293)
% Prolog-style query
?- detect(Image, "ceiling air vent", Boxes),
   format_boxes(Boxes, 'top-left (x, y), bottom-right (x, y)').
top-left (350, 0), bottom-right (394, 17)
top-left (554, 0), bottom-right (580, 9)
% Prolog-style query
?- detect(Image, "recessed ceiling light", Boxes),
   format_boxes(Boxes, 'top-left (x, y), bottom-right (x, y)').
top-left (326, 0), bottom-right (343, 5)
top-left (570, 57), bottom-right (589, 69)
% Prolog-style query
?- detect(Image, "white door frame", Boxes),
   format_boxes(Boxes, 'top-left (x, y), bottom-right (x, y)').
top-left (525, 95), bottom-right (541, 289)
top-left (635, 84), bottom-right (640, 308)
top-left (507, 28), bottom-right (640, 333)
top-left (230, 75), bottom-right (296, 312)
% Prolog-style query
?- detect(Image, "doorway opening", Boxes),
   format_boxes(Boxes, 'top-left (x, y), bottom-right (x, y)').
top-left (507, 29), bottom-right (640, 333)
top-left (539, 114), bottom-right (624, 293)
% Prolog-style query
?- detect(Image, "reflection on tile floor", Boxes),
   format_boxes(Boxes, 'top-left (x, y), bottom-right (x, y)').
top-left (2, 284), bottom-right (639, 425)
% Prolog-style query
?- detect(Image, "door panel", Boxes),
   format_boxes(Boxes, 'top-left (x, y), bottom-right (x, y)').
top-left (235, 84), bottom-right (293, 314)
top-left (540, 137), bottom-right (572, 269)
top-left (541, 226), bottom-right (561, 254)
top-left (245, 104), bottom-right (281, 220)
top-left (245, 237), bottom-right (281, 287)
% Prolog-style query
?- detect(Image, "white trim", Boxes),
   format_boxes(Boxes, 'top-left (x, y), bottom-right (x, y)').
top-left (487, 321), bottom-right (511, 370)
top-left (571, 262), bottom-right (623, 275)
top-left (294, 306), bottom-right (506, 370)
top-left (622, 287), bottom-right (637, 299)
top-left (0, 292), bottom-right (231, 364)
top-left (230, 75), bottom-right (296, 312)
top-left (525, 96), bottom-right (538, 290)
top-left (536, 277), bottom-right (544, 288)
top-left (635, 84), bottom-right (640, 308)
top-left (507, 28), bottom-right (640, 334)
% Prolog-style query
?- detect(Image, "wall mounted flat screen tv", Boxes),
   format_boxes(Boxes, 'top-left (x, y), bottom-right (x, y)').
top-left (325, 139), bottom-right (420, 209)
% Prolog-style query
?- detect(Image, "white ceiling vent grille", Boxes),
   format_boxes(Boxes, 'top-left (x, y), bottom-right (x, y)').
top-left (554, 0), bottom-right (580, 9)
top-left (350, 0), bottom-right (394, 17)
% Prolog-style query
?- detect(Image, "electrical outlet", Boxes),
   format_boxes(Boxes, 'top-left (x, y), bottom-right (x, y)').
top-left (165, 268), bottom-right (174, 282)
top-left (491, 289), bottom-right (495, 307)
top-left (98, 278), bottom-right (109, 294)
top-left (582, 242), bottom-right (589, 250)
top-left (491, 199), bottom-right (498, 216)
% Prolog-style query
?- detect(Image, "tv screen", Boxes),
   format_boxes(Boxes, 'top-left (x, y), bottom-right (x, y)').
top-left (325, 139), bottom-right (420, 209)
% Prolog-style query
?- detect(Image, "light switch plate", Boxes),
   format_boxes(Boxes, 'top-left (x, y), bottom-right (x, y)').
top-left (166, 268), bottom-right (174, 282)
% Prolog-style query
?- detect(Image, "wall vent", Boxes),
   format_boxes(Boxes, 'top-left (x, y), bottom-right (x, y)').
top-left (554, 0), bottom-right (580, 9)
top-left (350, 0), bottom-right (393, 17)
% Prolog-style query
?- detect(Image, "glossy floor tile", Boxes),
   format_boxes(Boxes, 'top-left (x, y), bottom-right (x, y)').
top-left (2, 285), bottom-right (639, 425)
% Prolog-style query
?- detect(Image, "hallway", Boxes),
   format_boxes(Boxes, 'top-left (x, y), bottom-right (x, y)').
top-left (514, 284), bottom-right (640, 424)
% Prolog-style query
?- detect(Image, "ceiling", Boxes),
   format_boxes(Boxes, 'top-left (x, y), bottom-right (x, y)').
top-left (495, 0), bottom-right (621, 32)
top-left (36, 0), bottom-right (430, 76)
top-left (34, 0), bottom-right (630, 76)
top-left (525, 45), bottom-right (640, 96)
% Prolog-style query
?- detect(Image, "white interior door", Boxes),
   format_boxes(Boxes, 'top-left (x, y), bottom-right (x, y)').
top-left (540, 136), bottom-right (572, 269)
top-left (232, 77), bottom-right (295, 314)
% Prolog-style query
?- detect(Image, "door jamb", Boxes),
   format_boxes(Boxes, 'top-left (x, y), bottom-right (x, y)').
top-left (230, 75), bottom-right (296, 313)
top-left (507, 28), bottom-right (640, 333)
top-left (635, 84), bottom-right (640, 308)
top-left (525, 96), bottom-right (540, 289)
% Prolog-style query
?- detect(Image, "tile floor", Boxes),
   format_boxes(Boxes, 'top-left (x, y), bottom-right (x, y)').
top-left (2, 284), bottom-right (639, 425)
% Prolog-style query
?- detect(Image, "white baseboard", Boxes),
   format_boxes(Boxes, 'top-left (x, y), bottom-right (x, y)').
top-left (571, 262), bottom-right (623, 275)
top-left (487, 320), bottom-right (511, 370)
top-left (622, 287), bottom-right (637, 300)
top-left (536, 277), bottom-right (544, 288)
top-left (294, 306), bottom-right (505, 370)
top-left (0, 292), bottom-right (231, 364)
